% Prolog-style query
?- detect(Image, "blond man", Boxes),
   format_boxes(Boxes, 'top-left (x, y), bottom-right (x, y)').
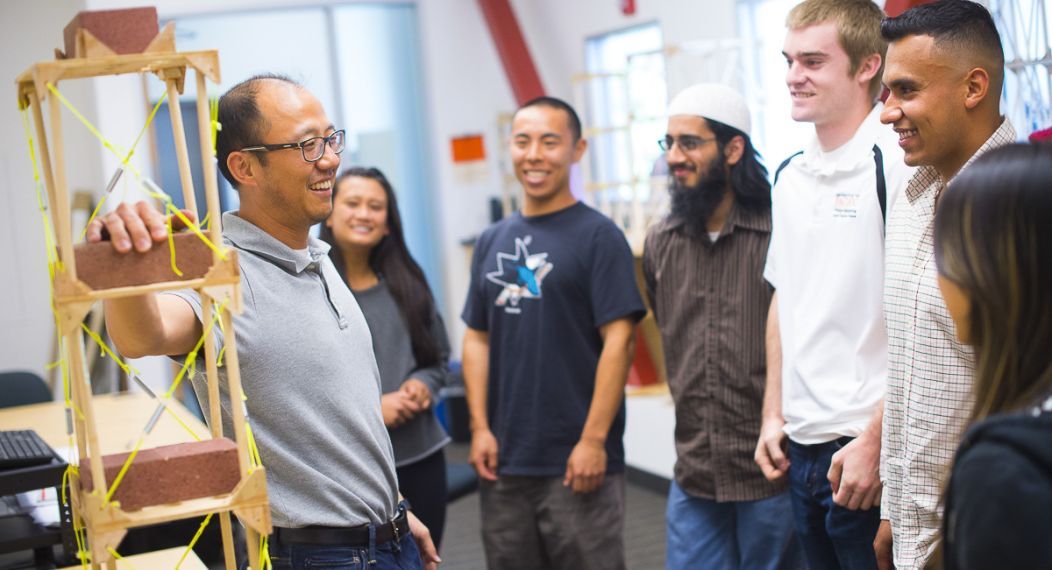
top-left (755, 1), bottom-right (913, 568)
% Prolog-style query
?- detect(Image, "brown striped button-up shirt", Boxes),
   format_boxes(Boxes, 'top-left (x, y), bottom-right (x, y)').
top-left (642, 204), bottom-right (785, 501)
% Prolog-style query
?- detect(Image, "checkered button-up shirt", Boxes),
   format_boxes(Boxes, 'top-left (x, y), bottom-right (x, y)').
top-left (881, 118), bottom-right (1016, 569)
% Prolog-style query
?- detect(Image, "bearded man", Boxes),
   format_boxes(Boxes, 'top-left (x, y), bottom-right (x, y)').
top-left (642, 83), bottom-right (801, 569)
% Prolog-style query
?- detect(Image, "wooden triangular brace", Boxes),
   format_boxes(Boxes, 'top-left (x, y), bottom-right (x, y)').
top-left (202, 255), bottom-right (243, 314)
top-left (76, 29), bottom-right (118, 59)
top-left (231, 468), bottom-right (272, 536)
top-left (143, 22), bottom-right (176, 54)
top-left (53, 273), bottom-right (96, 336)
top-left (185, 51), bottom-right (221, 84)
top-left (89, 529), bottom-right (128, 565)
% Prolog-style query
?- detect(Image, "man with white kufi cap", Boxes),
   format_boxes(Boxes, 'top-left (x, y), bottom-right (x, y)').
top-left (643, 83), bottom-right (802, 569)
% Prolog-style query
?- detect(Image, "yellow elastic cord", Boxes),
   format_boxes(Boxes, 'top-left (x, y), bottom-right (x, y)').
top-left (104, 434), bottom-right (145, 503)
top-left (210, 96), bottom-right (220, 154)
top-left (164, 299), bottom-right (227, 399)
top-left (259, 533), bottom-right (272, 570)
top-left (77, 194), bottom-right (109, 243)
top-left (245, 422), bottom-right (264, 470)
top-left (166, 213), bottom-right (184, 276)
top-left (167, 203), bottom-right (228, 260)
top-left (176, 512), bottom-right (214, 569)
top-left (21, 108), bottom-right (63, 277)
top-left (46, 83), bottom-right (135, 176)
top-left (80, 323), bottom-right (141, 378)
top-left (107, 547), bottom-right (135, 569)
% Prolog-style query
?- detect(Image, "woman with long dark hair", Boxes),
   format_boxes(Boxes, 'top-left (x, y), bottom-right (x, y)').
top-left (932, 143), bottom-right (1052, 568)
top-left (320, 167), bottom-right (451, 547)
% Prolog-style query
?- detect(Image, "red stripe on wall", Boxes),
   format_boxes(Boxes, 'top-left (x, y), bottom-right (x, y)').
top-left (476, 0), bottom-right (546, 105)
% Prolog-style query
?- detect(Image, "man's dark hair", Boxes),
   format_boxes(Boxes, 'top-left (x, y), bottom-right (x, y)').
top-left (516, 96), bottom-right (583, 142)
top-left (881, 0), bottom-right (1004, 90)
top-left (707, 119), bottom-right (771, 213)
top-left (215, 73), bottom-right (302, 187)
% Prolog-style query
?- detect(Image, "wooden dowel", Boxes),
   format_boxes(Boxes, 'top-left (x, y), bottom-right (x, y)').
top-left (47, 88), bottom-right (77, 280)
top-left (165, 78), bottom-right (198, 216)
top-left (201, 294), bottom-right (223, 437)
top-left (194, 70), bottom-right (223, 252)
top-left (220, 512), bottom-right (237, 570)
top-left (219, 310), bottom-right (250, 474)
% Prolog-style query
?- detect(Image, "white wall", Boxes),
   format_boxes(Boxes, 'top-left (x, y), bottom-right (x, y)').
top-left (511, 0), bottom-right (738, 100)
top-left (0, 0), bottom-right (100, 383)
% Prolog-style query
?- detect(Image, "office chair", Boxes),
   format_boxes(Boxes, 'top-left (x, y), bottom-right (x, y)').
top-left (0, 371), bottom-right (52, 409)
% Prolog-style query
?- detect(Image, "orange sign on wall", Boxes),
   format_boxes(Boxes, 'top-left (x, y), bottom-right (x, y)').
top-left (451, 134), bottom-right (486, 163)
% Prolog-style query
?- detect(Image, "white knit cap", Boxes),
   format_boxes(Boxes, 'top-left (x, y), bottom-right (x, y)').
top-left (667, 83), bottom-right (751, 137)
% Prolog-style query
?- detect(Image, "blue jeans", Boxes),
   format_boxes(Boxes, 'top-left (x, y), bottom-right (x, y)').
top-left (666, 480), bottom-right (804, 570)
top-left (787, 437), bottom-right (880, 570)
top-left (268, 531), bottom-right (422, 570)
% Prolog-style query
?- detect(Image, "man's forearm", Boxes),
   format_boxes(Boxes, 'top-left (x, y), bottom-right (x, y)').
top-left (461, 329), bottom-right (491, 433)
top-left (106, 291), bottom-right (202, 359)
top-left (762, 294), bottom-right (783, 420)
top-left (580, 320), bottom-right (635, 444)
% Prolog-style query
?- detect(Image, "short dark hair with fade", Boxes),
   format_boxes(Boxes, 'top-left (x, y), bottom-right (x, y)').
top-left (515, 96), bottom-right (583, 142)
top-left (881, 0), bottom-right (1004, 90)
top-left (215, 73), bottom-right (302, 188)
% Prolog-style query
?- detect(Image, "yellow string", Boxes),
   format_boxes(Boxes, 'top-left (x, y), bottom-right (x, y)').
top-left (80, 323), bottom-right (141, 378)
top-left (107, 547), bottom-right (135, 569)
top-left (77, 193), bottom-right (108, 243)
top-left (166, 212), bottom-right (184, 276)
top-left (210, 96), bottom-right (220, 154)
top-left (259, 533), bottom-right (272, 570)
top-left (176, 513), bottom-right (214, 569)
top-left (46, 83), bottom-right (137, 176)
top-left (245, 422), bottom-right (263, 469)
top-left (165, 299), bottom-right (227, 399)
top-left (104, 434), bottom-right (145, 503)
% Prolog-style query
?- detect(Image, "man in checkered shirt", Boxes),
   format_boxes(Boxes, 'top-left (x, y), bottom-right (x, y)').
top-left (877, 2), bottom-right (1017, 568)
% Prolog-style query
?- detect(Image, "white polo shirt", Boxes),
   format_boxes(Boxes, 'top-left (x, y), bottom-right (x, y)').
top-left (764, 103), bottom-right (914, 444)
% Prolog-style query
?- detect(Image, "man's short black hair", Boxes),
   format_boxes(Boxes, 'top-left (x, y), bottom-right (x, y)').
top-left (215, 73), bottom-right (301, 187)
top-left (516, 96), bottom-right (583, 142)
top-left (881, 0), bottom-right (1004, 74)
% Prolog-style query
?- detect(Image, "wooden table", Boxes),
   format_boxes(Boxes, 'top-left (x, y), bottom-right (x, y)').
top-left (0, 392), bottom-right (213, 566)
top-left (59, 546), bottom-right (207, 569)
top-left (0, 391), bottom-right (209, 455)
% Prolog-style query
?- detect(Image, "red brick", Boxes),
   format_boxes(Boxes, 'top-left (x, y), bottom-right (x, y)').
top-left (74, 231), bottom-right (215, 291)
top-left (63, 7), bottom-right (160, 57)
top-left (81, 438), bottom-right (240, 511)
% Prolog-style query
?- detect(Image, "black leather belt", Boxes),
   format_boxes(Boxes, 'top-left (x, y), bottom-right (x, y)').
top-left (273, 507), bottom-right (410, 547)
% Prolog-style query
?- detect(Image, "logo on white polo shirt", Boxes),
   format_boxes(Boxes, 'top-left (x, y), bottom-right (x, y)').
top-left (486, 235), bottom-right (553, 314)
top-left (833, 192), bottom-right (860, 218)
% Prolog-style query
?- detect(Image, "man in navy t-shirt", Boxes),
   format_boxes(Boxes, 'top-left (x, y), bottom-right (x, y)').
top-left (461, 96), bottom-right (645, 570)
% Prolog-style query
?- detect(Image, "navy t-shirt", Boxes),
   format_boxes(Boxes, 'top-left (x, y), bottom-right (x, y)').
top-left (461, 202), bottom-right (646, 477)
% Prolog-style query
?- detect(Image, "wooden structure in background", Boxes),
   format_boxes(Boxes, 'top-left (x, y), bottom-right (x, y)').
top-left (15, 16), bottom-right (270, 570)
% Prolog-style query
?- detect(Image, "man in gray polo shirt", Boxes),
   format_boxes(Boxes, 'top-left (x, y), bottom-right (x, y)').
top-left (87, 75), bottom-right (439, 570)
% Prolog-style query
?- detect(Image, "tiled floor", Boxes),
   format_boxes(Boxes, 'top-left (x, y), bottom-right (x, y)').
top-left (440, 443), bottom-right (669, 569)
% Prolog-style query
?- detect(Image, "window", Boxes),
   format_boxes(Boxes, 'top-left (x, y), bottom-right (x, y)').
top-left (580, 23), bottom-right (666, 248)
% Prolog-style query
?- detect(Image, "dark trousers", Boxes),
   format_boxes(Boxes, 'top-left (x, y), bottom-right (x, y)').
top-left (787, 437), bottom-right (881, 570)
top-left (396, 448), bottom-right (447, 549)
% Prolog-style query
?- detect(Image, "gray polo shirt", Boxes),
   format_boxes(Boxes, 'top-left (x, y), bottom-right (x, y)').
top-left (168, 212), bottom-right (398, 528)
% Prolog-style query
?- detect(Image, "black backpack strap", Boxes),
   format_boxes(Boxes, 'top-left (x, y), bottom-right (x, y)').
top-left (773, 150), bottom-right (804, 185)
top-left (872, 144), bottom-right (887, 226)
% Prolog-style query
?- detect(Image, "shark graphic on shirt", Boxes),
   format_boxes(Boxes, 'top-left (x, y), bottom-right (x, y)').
top-left (485, 236), bottom-right (553, 313)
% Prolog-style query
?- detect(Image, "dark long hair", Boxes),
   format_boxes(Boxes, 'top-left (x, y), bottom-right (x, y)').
top-left (708, 119), bottom-right (771, 213)
top-left (319, 167), bottom-right (442, 367)
top-left (934, 143), bottom-right (1052, 423)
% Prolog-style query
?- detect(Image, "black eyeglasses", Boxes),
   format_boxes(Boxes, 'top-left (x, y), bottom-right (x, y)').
top-left (658, 135), bottom-right (717, 152)
top-left (240, 130), bottom-right (346, 163)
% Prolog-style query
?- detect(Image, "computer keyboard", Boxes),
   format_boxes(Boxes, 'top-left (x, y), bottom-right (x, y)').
top-left (0, 430), bottom-right (55, 469)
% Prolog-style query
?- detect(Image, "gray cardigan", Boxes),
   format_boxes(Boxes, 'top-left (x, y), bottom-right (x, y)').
top-left (354, 280), bottom-right (451, 467)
